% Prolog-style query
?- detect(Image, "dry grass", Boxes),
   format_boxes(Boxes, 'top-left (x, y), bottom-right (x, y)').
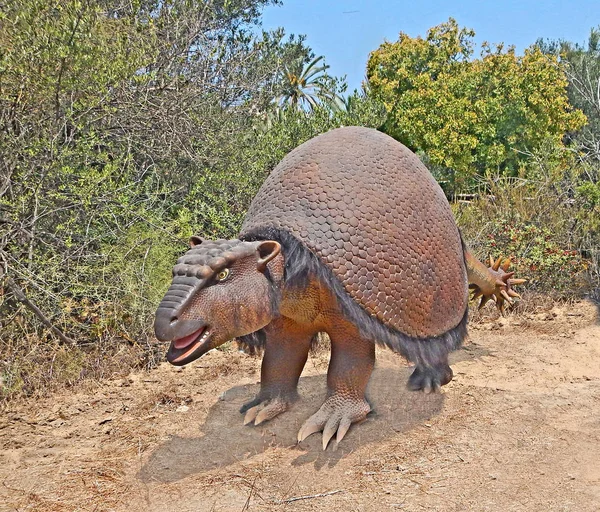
top-left (0, 335), bottom-right (150, 407)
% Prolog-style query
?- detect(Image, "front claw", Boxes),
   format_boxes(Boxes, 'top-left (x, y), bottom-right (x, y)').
top-left (471, 256), bottom-right (526, 315)
top-left (241, 395), bottom-right (293, 426)
top-left (297, 395), bottom-right (370, 450)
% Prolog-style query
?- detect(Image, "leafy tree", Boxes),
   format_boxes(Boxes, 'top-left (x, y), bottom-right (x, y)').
top-left (537, 27), bottom-right (600, 162)
top-left (536, 27), bottom-right (600, 288)
top-left (367, 18), bottom-right (586, 192)
top-left (0, 0), bottom-right (303, 386)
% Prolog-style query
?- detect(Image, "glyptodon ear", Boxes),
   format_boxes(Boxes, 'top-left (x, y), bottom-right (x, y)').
top-left (190, 235), bottom-right (205, 247)
top-left (256, 241), bottom-right (281, 271)
top-left (189, 235), bottom-right (205, 247)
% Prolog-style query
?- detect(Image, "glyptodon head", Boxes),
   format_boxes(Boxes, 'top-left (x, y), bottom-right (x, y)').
top-left (154, 236), bottom-right (282, 365)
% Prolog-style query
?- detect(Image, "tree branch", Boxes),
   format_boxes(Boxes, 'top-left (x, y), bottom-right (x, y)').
top-left (2, 272), bottom-right (76, 346)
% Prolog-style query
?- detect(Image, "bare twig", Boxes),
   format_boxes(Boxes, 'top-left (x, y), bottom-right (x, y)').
top-left (240, 474), bottom-right (259, 512)
top-left (274, 489), bottom-right (344, 504)
top-left (3, 273), bottom-right (76, 346)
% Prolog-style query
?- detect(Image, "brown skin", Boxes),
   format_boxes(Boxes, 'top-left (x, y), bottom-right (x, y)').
top-left (155, 238), bottom-right (283, 366)
top-left (240, 269), bottom-right (375, 450)
top-left (155, 129), bottom-right (526, 449)
top-left (240, 316), bottom-right (315, 425)
top-left (155, 237), bottom-right (518, 449)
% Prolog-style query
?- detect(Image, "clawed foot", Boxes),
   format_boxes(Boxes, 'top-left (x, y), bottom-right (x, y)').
top-left (297, 395), bottom-right (371, 450)
top-left (407, 364), bottom-right (453, 393)
top-left (240, 394), bottom-right (294, 426)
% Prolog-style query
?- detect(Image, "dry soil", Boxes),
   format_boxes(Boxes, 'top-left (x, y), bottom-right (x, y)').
top-left (1, 301), bottom-right (599, 511)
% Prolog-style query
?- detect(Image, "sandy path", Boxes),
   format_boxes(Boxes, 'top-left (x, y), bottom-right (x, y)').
top-left (1, 301), bottom-right (599, 511)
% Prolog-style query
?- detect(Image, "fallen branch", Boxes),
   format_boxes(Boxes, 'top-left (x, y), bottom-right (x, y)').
top-left (4, 274), bottom-right (76, 346)
top-left (275, 489), bottom-right (344, 504)
top-left (241, 474), bottom-right (259, 512)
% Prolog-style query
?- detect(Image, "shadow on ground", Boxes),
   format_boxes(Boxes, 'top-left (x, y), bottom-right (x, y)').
top-left (138, 364), bottom-right (447, 483)
top-left (137, 342), bottom-right (492, 483)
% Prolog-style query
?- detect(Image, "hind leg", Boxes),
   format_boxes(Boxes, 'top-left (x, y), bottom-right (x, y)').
top-left (407, 362), bottom-right (453, 393)
top-left (405, 317), bottom-right (466, 394)
top-left (407, 342), bottom-right (453, 393)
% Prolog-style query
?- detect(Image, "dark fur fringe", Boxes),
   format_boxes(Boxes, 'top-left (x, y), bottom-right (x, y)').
top-left (240, 228), bottom-right (468, 367)
top-left (236, 329), bottom-right (266, 355)
top-left (237, 330), bottom-right (323, 356)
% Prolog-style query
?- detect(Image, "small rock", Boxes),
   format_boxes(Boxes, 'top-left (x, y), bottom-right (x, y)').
top-left (176, 405), bottom-right (189, 413)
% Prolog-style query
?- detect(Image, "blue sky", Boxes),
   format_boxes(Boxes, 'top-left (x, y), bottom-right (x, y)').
top-left (261, 0), bottom-right (599, 92)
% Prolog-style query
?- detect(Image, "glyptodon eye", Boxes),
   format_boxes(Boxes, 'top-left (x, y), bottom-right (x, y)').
top-left (216, 269), bottom-right (230, 281)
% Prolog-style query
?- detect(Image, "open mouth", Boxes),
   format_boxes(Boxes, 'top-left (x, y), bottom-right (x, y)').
top-left (167, 326), bottom-right (211, 365)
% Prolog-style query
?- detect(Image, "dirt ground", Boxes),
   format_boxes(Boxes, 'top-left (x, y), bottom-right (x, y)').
top-left (1, 301), bottom-right (599, 512)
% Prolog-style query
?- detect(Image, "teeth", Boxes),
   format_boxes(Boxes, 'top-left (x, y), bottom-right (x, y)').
top-left (173, 328), bottom-right (210, 350)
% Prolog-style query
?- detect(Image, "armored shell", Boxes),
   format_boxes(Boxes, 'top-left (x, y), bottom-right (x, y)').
top-left (240, 127), bottom-right (468, 338)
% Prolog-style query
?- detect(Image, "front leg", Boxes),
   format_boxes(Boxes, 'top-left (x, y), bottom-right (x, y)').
top-left (298, 321), bottom-right (375, 449)
top-left (241, 316), bottom-right (314, 426)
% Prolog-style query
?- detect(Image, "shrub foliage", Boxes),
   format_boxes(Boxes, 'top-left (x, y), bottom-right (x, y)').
top-left (0, 0), bottom-right (385, 398)
top-left (0, 6), bottom-right (597, 400)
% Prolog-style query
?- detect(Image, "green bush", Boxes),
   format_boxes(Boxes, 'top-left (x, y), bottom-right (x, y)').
top-left (455, 165), bottom-right (598, 298)
top-left (0, 0), bottom-right (386, 401)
